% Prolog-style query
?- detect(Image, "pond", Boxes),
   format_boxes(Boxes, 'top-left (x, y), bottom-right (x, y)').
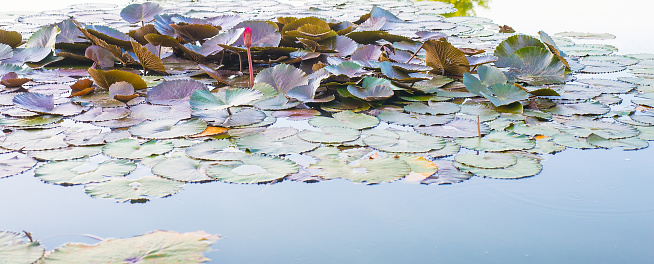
top-left (1, 0), bottom-right (654, 263)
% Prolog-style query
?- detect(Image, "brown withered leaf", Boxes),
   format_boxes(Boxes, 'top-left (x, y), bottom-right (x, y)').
top-left (170, 23), bottom-right (220, 42)
top-left (189, 126), bottom-right (229, 138)
top-left (88, 68), bottom-right (147, 90)
top-left (0, 29), bottom-right (22, 48)
top-left (131, 24), bottom-right (159, 45)
top-left (197, 64), bottom-right (230, 86)
top-left (131, 41), bottom-right (167, 73)
top-left (70, 87), bottom-right (95, 97)
top-left (423, 39), bottom-right (469, 76)
top-left (72, 20), bottom-right (135, 65)
top-left (71, 79), bottom-right (93, 91)
top-left (499, 25), bottom-right (515, 33)
top-left (114, 94), bottom-right (139, 101)
top-left (458, 47), bottom-right (485, 56)
top-left (1, 72), bottom-right (31, 87)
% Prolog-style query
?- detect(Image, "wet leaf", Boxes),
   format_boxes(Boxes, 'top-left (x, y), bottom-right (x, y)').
top-left (190, 89), bottom-right (262, 110)
top-left (456, 131), bottom-right (535, 151)
top-left (454, 152), bottom-right (517, 169)
top-left (28, 146), bottom-right (102, 161)
top-left (147, 79), bottom-right (207, 105)
top-left (255, 64), bottom-right (308, 94)
top-left (586, 134), bottom-right (648, 150)
top-left (308, 147), bottom-right (410, 184)
top-left (0, 156), bottom-right (38, 179)
top-left (378, 110), bottom-right (454, 126)
top-left (129, 118), bottom-right (207, 139)
top-left (186, 140), bottom-right (246, 161)
top-left (26, 25), bottom-right (60, 49)
top-left (494, 34), bottom-right (547, 67)
top-left (505, 46), bottom-right (565, 85)
top-left (297, 126), bottom-right (360, 143)
top-left (455, 155), bottom-right (542, 179)
top-left (84, 176), bottom-right (184, 203)
top-left (152, 156), bottom-right (213, 182)
top-left (363, 130), bottom-right (446, 153)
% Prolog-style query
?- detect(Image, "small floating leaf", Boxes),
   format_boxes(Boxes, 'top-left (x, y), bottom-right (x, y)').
top-left (0, 156), bottom-right (38, 178)
top-left (102, 138), bottom-right (173, 159)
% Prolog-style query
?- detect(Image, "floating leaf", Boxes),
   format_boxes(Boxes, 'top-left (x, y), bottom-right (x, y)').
top-left (26, 25), bottom-right (60, 49)
top-left (297, 126), bottom-right (360, 143)
top-left (421, 160), bottom-right (472, 185)
top-left (481, 83), bottom-right (531, 107)
top-left (308, 110), bottom-right (379, 129)
top-left (207, 155), bottom-right (298, 184)
top-left (102, 138), bottom-right (173, 159)
top-left (424, 38), bottom-right (469, 76)
top-left (64, 129), bottom-right (106, 146)
top-left (199, 27), bottom-right (245, 56)
top-left (1, 128), bottom-right (68, 151)
top-left (494, 34), bottom-right (547, 67)
top-left (378, 110), bottom-right (454, 126)
top-left (190, 89), bottom-right (262, 110)
top-left (237, 128), bottom-right (319, 155)
top-left (84, 176), bottom-right (184, 203)
top-left (455, 155), bottom-right (542, 179)
top-left (324, 61), bottom-right (372, 78)
top-left (255, 64), bottom-right (308, 94)
top-left (586, 134), bottom-right (648, 150)
top-left (147, 79), bottom-right (207, 105)
top-left (192, 108), bottom-right (266, 127)
top-left (363, 130), bottom-right (446, 153)
top-left (152, 156), bottom-right (213, 182)
top-left (347, 77), bottom-right (395, 101)
top-left (35, 158), bottom-right (136, 185)
top-left (462, 65), bottom-right (506, 96)
top-left (308, 147), bottom-right (410, 184)
top-left (456, 131), bottom-right (535, 151)
top-left (0, 156), bottom-right (38, 178)
top-left (28, 146), bottom-right (102, 161)
top-left (543, 102), bottom-right (610, 116)
top-left (186, 140), bottom-right (247, 161)
top-left (576, 79), bottom-right (635, 94)
top-left (454, 152), bottom-right (517, 169)
top-left (551, 133), bottom-right (597, 149)
top-left (406, 102), bottom-right (460, 115)
top-left (562, 120), bottom-right (638, 139)
top-left (120, 2), bottom-right (163, 24)
top-left (88, 68), bottom-right (147, 89)
top-left (0, 115), bottom-right (63, 128)
top-left (13, 92), bottom-right (54, 113)
top-left (109, 82), bottom-right (135, 100)
top-left (0, 231), bottom-right (44, 263)
top-left (129, 118), bottom-right (207, 139)
top-left (232, 21), bottom-right (281, 47)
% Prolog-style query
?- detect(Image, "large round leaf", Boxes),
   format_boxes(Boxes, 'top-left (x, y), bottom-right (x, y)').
top-left (494, 34), bottom-right (547, 67)
top-left (363, 130), bottom-right (446, 153)
top-left (254, 64), bottom-right (308, 94)
top-left (102, 138), bottom-right (173, 159)
top-left (0, 156), bottom-right (38, 179)
top-left (35, 158), bottom-right (136, 185)
top-left (0, 231), bottom-right (45, 263)
top-left (120, 2), bottom-right (164, 24)
top-left (192, 108), bottom-right (266, 127)
top-left (455, 131), bottom-right (535, 151)
top-left (28, 146), bottom-right (102, 161)
top-left (297, 126), bottom-right (360, 143)
top-left (504, 46), bottom-right (565, 85)
top-left (186, 140), bottom-right (247, 161)
top-left (206, 155), bottom-right (298, 184)
top-left (1, 128), bottom-right (68, 151)
top-left (152, 156), bottom-right (213, 182)
top-left (88, 68), bottom-right (147, 90)
top-left (237, 131), bottom-right (319, 155)
top-left (454, 152), bottom-right (517, 169)
top-left (455, 155), bottom-right (542, 179)
top-left (84, 176), bottom-right (184, 203)
top-left (378, 110), bottom-right (454, 126)
top-left (190, 89), bottom-right (263, 110)
top-left (310, 152), bottom-right (410, 184)
top-left (308, 110), bottom-right (379, 129)
top-left (423, 38), bottom-right (469, 76)
top-left (129, 119), bottom-right (207, 139)
top-left (131, 41), bottom-right (166, 73)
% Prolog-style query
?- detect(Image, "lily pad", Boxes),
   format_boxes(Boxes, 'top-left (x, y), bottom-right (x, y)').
top-left (186, 140), bottom-right (247, 161)
top-left (494, 34), bottom-right (547, 67)
top-left (84, 175), bottom-right (184, 203)
top-left (378, 110), bottom-right (454, 126)
top-left (586, 134), bottom-right (648, 150)
top-left (28, 146), bottom-right (102, 161)
top-left (505, 46), bottom-right (565, 85)
top-left (0, 231), bottom-right (45, 263)
top-left (237, 131), bottom-right (319, 155)
top-left (1, 128), bottom-right (68, 151)
top-left (192, 108), bottom-right (266, 127)
top-left (423, 38), bottom-right (469, 76)
top-left (309, 148), bottom-right (410, 184)
top-left (88, 68), bottom-right (147, 90)
top-left (0, 115), bottom-right (63, 127)
top-left (481, 83), bottom-right (531, 107)
top-left (0, 156), bottom-right (38, 178)
top-left (543, 102), bottom-right (610, 116)
top-left (254, 64), bottom-right (308, 94)
top-left (455, 131), bottom-right (535, 151)
top-left (462, 65), bottom-right (507, 96)
top-left (421, 160), bottom-right (472, 185)
top-left (190, 89), bottom-right (263, 110)
top-left (297, 126), bottom-right (360, 143)
top-left (551, 133), bottom-right (597, 149)
top-left (455, 155), bottom-right (542, 179)
top-left (152, 156), bottom-right (213, 183)
top-left (308, 110), bottom-right (379, 129)
top-left (363, 130), bottom-right (446, 153)
top-left (454, 152), bottom-right (517, 169)
top-left (102, 138), bottom-right (173, 159)
top-left (206, 155), bottom-right (299, 184)
top-left (35, 158), bottom-right (136, 185)
top-left (129, 118), bottom-right (207, 139)
top-left (562, 119), bottom-right (638, 139)
top-left (120, 2), bottom-right (163, 24)
top-left (147, 79), bottom-right (207, 105)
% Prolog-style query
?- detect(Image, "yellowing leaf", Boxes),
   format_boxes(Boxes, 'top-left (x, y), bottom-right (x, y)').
top-left (88, 68), bottom-right (147, 90)
top-left (189, 126), bottom-right (229, 138)
top-left (424, 39), bottom-right (469, 76)
top-left (131, 41), bottom-right (166, 73)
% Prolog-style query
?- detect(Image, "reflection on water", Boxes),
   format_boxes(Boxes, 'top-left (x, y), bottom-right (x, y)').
top-left (430, 0), bottom-right (489, 17)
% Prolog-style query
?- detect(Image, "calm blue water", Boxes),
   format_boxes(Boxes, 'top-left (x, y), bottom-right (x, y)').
top-left (2, 146), bottom-right (653, 263)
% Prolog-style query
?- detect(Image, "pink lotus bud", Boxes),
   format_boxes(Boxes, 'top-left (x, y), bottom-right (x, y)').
top-left (243, 27), bottom-right (252, 48)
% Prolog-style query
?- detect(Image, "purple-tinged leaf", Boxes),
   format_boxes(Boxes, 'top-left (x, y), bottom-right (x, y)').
top-left (254, 64), bottom-right (308, 94)
top-left (4, 48), bottom-right (51, 65)
top-left (358, 17), bottom-right (387, 31)
top-left (199, 27), bottom-right (245, 56)
top-left (55, 19), bottom-right (86, 44)
top-left (109, 82), bottom-right (135, 98)
top-left (85, 45), bottom-right (115, 68)
top-left (0, 44), bottom-right (12, 60)
top-left (324, 61), bottom-right (372, 78)
top-left (147, 79), bottom-right (208, 105)
top-left (351, 44), bottom-right (381, 61)
top-left (26, 25), bottom-right (60, 49)
top-left (320, 35), bottom-right (357, 57)
top-left (347, 84), bottom-right (393, 101)
top-left (13, 92), bottom-right (54, 113)
top-left (232, 21), bottom-right (281, 47)
top-left (120, 2), bottom-right (164, 24)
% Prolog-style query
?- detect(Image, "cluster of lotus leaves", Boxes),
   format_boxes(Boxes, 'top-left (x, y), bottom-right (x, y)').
top-left (0, 0), bottom-right (652, 206)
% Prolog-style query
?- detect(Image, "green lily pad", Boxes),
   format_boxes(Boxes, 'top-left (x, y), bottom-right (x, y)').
top-left (192, 108), bottom-right (266, 128)
top-left (147, 79), bottom-right (208, 106)
top-left (190, 89), bottom-right (263, 111)
top-left (35, 158), bottom-right (136, 185)
top-left (455, 155), bottom-right (542, 179)
top-left (206, 155), bottom-right (298, 184)
top-left (462, 65), bottom-right (507, 96)
top-left (575, 79), bottom-right (636, 94)
top-left (551, 133), bottom-right (597, 149)
top-left (531, 138), bottom-right (566, 154)
top-left (456, 104), bottom-right (500, 122)
top-left (562, 119), bottom-right (638, 139)
top-left (505, 46), bottom-right (565, 85)
top-left (415, 118), bottom-right (490, 138)
top-left (253, 94), bottom-right (300, 110)
top-left (84, 176), bottom-right (184, 203)
top-left (543, 102), bottom-right (610, 116)
top-left (151, 156), bottom-right (213, 183)
top-left (1, 128), bottom-right (68, 151)
top-left (72, 107), bottom-right (130, 122)
top-left (455, 131), bottom-right (535, 151)
top-left (481, 83), bottom-right (531, 107)
top-left (64, 129), bottom-right (106, 146)
top-left (636, 126), bottom-right (654, 140)
top-left (400, 155), bottom-right (439, 183)
top-left (129, 118), bottom-right (207, 139)
top-left (0, 156), bottom-right (38, 179)
top-left (586, 134), bottom-right (648, 150)
top-left (511, 122), bottom-right (563, 137)
top-left (454, 152), bottom-right (517, 169)
top-left (363, 130), bottom-right (446, 153)
top-left (494, 34), bottom-right (547, 67)
top-left (237, 131), bottom-right (319, 155)
top-left (186, 140), bottom-right (247, 161)
top-left (308, 110), bottom-right (379, 129)
top-left (27, 146), bottom-right (102, 161)
top-left (310, 149), bottom-right (410, 184)
top-left (560, 44), bottom-right (615, 57)
top-left (0, 231), bottom-right (45, 264)
top-left (102, 138), bottom-right (173, 159)
top-left (378, 110), bottom-right (454, 126)
top-left (297, 126), bottom-right (360, 143)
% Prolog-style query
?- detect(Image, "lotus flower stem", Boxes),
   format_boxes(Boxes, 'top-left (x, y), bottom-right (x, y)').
top-left (244, 27), bottom-right (254, 89)
top-left (406, 42), bottom-right (425, 64)
top-left (477, 115), bottom-right (481, 138)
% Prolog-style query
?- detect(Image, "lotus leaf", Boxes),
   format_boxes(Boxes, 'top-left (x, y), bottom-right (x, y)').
top-left (190, 89), bottom-right (262, 111)
top-left (576, 79), bottom-right (635, 94)
top-left (206, 155), bottom-right (298, 184)
top-left (308, 110), bottom-right (379, 129)
top-left (152, 156), bottom-right (213, 182)
top-left (147, 79), bottom-right (207, 105)
top-left (0, 231), bottom-right (45, 263)
top-left (13, 92), bottom-right (54, 113)
top-left (232, 21), bottom-right (281, 47)
top-left (0, 156), bottom-right (38, 179)
top-left (494, 34), bottom-right (547, 67)
top-left (86, 25), bottom-right (134, 47)
top-left (0, 115), bottom-right (63, 127)
top-left (84, 176), bottom-right (184, 203)
top-left (35, 158), bottom-right (136, 185)
top-left (253, 94), bottom-right (300, 110)
top-left (131, 41), bottom-right (166, 73)
top-left (562, 120), bottom-right (638, 139)
top-left (200, 27), bottom-right (245, 56)
top-left (88, 68), bottom-right (147, 90)
top-left (455, 155), bottom-right (542, 179)
top-left (481, 83), bottom-right (531, 107)
top-left (320, 35), bottom-right (357, 57)
top-left (85, 45), bottom-right (114, 68)
top-left (64, 129), bottom-right (106, 146)
top-left (186, 140), bottom-right (247, 161)
top-left (456, 104), bottom-right (500, 122)
top-left (560, 44), bottom-right (615, 57)
top-left (129, 103), bottom-right (191, 121)
top-left (425, 140), bottom-right (461, 158)
top-left (551, 133), bottom-right (597, 149)
top-left (324, 61), bottom-right (372, 78)
top-left (28, 146), bottom-right (102, 161)
top-left (456, 131), bottom-right (535, 151)
top-left (0, 44), bottom-right (13, 61)
top-left (102, 138), bottom-right (173, 159)
top-left (237, 131), bottom-right (319, 155)
top-left (310, 151), bottom-right (410, 184)
top-left (26, 25), bottom-right (60, 49)
top-left (129, 118), bottom-right (207, 139)
top-left (346, 30), bottom-right (412, 45)
top-left (423, 38), bottom-right (469, 76)
top-left (454, 152), bottom-right (517, 169)
top-left (585, 134), bottom-right (648, 150)
top-left (378, 110), bottom-right (454, 126)
top-left (120, 2), bottom-right (163, 24)
top-left (543, 102), bottom-right (610, 116)
top-left (364, 130), bottom-right (446, 153)
top-left (409, 76), bottom-right (454, 94)
top-left (462, 65), bottom-right (507, 96)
